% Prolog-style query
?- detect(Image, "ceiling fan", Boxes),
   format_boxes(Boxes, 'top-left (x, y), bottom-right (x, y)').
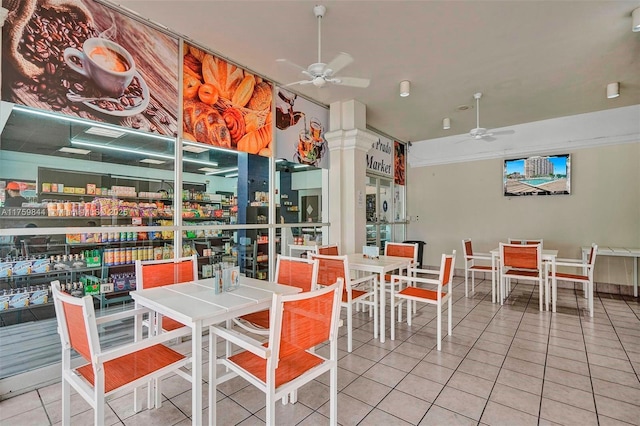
top-left (466, 92), bottom-right (514, 141)
top-left (277, 5), bottom-right (370, 89)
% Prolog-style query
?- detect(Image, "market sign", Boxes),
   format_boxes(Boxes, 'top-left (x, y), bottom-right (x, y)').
top-left (366, 135), bottom-right (393, 177)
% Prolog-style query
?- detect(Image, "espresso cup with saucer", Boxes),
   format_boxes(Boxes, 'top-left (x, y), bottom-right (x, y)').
top-left (64, 38), bottom-right (135, 97)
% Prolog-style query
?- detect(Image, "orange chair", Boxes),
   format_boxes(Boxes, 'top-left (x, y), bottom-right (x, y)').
top-left (500, 242), bottom-right (544, 310)
top-left (385, 242), bottom-right (419, 318)
top-left (135, 255), bottom-right (198, 334)
top-left (209, 278), bottom-right (344, 426)
top-left (51, 281), bottom-right (190, 425)
top-left (309, 253), bottom-right (378, 352)
top-left (390, 251), bottom-right (456, 351)
top-left (317, 244), bottom-right (339, 255)
top-left (233, 255), bottom-right (318, 334)
top-left (462, 238), bottom-right (495, 297)
top-left (550, 243), bottom-right (598, 316)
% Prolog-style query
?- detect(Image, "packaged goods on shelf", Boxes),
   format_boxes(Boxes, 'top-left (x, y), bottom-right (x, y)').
top-left (12, 260), bottom-right (32, 276)
top-left (29, 288), bottom-right (49, 305)
top-left (0, 262), bottom-right (12, 278)
top-left (0, 294), bottom-right (9, 310)
top-left (9, 292), bottom-right (29, 308)
top-left (31, 258), bottom-right (51, 274)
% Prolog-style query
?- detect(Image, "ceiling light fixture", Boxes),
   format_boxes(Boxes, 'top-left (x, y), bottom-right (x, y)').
top-left (13, 105), bottom-right (174, 142)
top-left (632, 7), bottom-right (640, 32)
top-left (58, 146), bottom-right (91, 155)
top-left (85, 126), bottom-right (126, 138)
top-left (198, 167), bottom-right (217, 173)
top-left (442, 118), bottom-right (451, 130)
top-left (206, 167), bottom-right (239, 176)
top-left (607, 82), bottom-right (620, 99)
top-left (182, 140), bottom-right (236, 154)
top-left (224, 173), bottom-right (238, 178)
top-left (399, 80), bottom-right (410, 97)
top-left (139, 158), bottom-right (166, 165)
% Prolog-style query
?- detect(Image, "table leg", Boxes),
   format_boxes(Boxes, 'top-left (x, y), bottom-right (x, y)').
top-left (191, 322), bottom-right (202, 426)
top-left (373, 278), bottom-right (379, 339)
top-left (634, 257), bottom-right (638, 298)
top-left (552, 258), bottom-right (557, 313)
top-left (379, 272), bottom-right (386, 343)
top-left (491, 254), bottom-right (497, 304)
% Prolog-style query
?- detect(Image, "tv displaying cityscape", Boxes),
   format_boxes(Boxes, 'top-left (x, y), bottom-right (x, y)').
top-left (503, 154), bottom-right (571, 196)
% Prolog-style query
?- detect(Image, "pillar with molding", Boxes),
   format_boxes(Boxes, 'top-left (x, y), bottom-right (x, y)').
top-left (325, 99), bottom-right (378, 254)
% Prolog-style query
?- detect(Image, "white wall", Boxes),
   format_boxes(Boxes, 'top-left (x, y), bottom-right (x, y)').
top-left (407, 142), bottom-right (640, 286)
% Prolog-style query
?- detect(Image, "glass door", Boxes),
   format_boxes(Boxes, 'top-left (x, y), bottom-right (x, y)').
top-left (366, 175), bottom-right (405, 250)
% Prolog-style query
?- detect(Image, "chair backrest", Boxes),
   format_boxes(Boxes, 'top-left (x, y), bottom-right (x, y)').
top-left (51, 280), bottom-right (99, 363)
top-left (274, 255), bottom-right (319, 292)
top-left (269, 278), bottom-right (344, 368)
top-left (440, 250), bottom-right (456, 287)
top-left (308, 253), bottom-right (349, 287)
top-left (508, 238), bottom-right (544, 246)
top-left (462, 239), bottom-right (474, 259)
top-left (385, 242), bottom-right (418, 264)
top-left (317, 245), bottom-right (339, 256)
top-left (500, 243), bottom-right (542, 270)
top-left (587, 243), bottom-right (598, 268)
top-left (135, 255), bottom-right (198, 290)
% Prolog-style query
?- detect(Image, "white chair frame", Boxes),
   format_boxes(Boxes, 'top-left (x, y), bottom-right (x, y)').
top-left (551, 243), bottom-right (598, 316)
top-left (51, 281), bottom-right (191, 424)
top-left (390, 251), bottom-right (456, 351)
top-left (499, 242), bottom-right (544, 310)
top-left (461, 238), bottom-right (494, 297)
top-left (209, 278), bottom-right (344, 426)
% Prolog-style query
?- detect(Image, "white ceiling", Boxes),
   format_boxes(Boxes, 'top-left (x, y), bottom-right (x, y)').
top-left (116, 0), bottom-right (640, 144)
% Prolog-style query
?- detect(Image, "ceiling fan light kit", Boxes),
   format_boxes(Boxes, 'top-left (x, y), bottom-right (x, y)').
top-left (442, 117), bottom-right (451, 130)
top-left (279, 4), bottom-right (370, 89)
top-left (400, 80), bottom-right (411, 97)
top-left (632, 7), bottom-right (640, 32)
top-left (607, 82), bottom-right (620, 99)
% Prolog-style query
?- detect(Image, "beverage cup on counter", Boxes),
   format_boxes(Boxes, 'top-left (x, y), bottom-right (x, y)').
top-left (64, 38), bottom-right (135, 96)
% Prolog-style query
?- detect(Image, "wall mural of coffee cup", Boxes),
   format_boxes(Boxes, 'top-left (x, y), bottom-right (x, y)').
top-left (2, 0), bottom-right (179, 136)
top-left (182, 42), bottom-right (273, 156)
top-left (275, 87), bottom-right (329, 169)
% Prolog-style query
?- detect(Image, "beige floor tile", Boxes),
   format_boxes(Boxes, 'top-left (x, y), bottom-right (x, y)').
top-left (542, 381), bottom-right (596, 412)
top-left (544, 366), bottom-right (592, 392)
top-left (341, 376), bottom-right (391, 407)
top-left (547, 343), bottom-right (588, 362)
top-left (121, 401), bottom-right (188, 426)
top-left (457, 358), bottom-right (500, 382)
top-left (591, 378), bottom-right (640, 406)
top-left (447, 371), bottom-right (495, 399)
top-left (393, 341), bottom-right (431, 359)
top-left (351, 343), bottom-right (392, 362)
top-left (589, 364), bottom-right (640, 389)
top-left (502, 356), bottom-right (545, 378)
top-left (338, 353), bottom-right (376, 375)
top-left (395, 374), bottom-right (444, 403)
top-left (546, 354), bottom-right (590, 376)
top-left (419, 404), bottom-right (477, 425)
top-left (362, 362), bottom-right (406, 388)
top-left (481, 400), bottom-right (538, 426)
top-left (207, 396), bottom-right (252, 425)
top-left (433, 386), bottom-right (487, 421)
top-left (465, 348), bottom-right (505, 368)
top-left (253, 398), bottom-right (314, 426)
top-left (496, 369), bottom-right (543, 395)
top-left (489, 383), bottom-right (540, 417)
top-left (0, 391), bottom-right (43, 421)
top-left (360, 407), bottom-right (412, 425)
top-left (410, 361), bottom-right (455, 384)
top-left (295, 411), bottom-right (330, 426)
top-left (588, 353), bottom-right (635, 373)
top-left (422, 349), bottom-right (464, 370)
top-left (316, 367), bottom-right (358, 391)
top-left (317, 392), bottom-right (373, 426)
top-left (377, 389), bottom-right (431, 424)
top-left (5, 405), bottom-right (51, 426)
top-left (540, 397), bottom-right (598, 426)
top-left (507, 345), bottom-right (547, 365)
top-left (379, 351), bottom-right (422, 372)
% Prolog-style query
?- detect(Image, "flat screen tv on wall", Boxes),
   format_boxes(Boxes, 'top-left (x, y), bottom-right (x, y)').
top-left (503, 154), bottom-right (571, 196)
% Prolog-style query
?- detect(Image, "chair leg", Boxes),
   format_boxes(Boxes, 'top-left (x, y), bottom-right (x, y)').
top-left (208, 329), bottom-right (216, 426)
top-left (588, 282), bottom-right (594, 317)
top-left (398, 298), bottom-right (403, 323)
top-left (390, 294), bottom-right (396, 340)
top-left (347, 304), bottom-right (353, 352)
top-left (330, 364), bottom-right (338, 426)
top-left (448, 297), bottom-right (452, 337)
top-left (471, 272), bottom-right (475, 295)
top-left (62, 379), bottom-right (71, 425)
top-left (155, 377), bottom-right (162, 408)
top-left (266, 390), bottom-right (276, 426)
top-left (406, 298), bottom-right (412, 326)
top-left (464, 269), bottom-right (469, 297)
top-left (436, 306), bottom-right (442, 351)
top-left (538, 279), bottom-right (543, 312)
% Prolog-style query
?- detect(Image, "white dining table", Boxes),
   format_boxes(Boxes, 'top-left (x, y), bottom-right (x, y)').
top-left (346, 253), bottom-right (414, 343)
top-left (582, 246), bottom-right (640, 297)
top-left (490, 248), bottom-right (558, 311)
top-left (130, 277), bottom-right (300, 426)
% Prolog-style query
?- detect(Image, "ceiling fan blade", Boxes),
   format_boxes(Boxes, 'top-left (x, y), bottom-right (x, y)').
top-left (491, 129), bottom-right (515, 136)
top-left (333, 76), bottom-right (370, 88)
top-left (276, 58), bottom-right (307, 72)
top-left (284, 80), bottom-right (314, 87)
top-left (325, 52), bottom-right (354, 76)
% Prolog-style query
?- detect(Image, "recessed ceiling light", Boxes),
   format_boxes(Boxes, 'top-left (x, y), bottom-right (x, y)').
top-left (198, 167), bottom-right (217, 173)
top-left (140, 158), bottom-right (166, 164)
top-left (85, 126), bottom-right (126, 138)
top-left (183, 144), bottom-right (209, 153)
top-left (58, 146), bottom-right (91, 155)
top-left (225, 173), bottom-right (238, 178)
top-left (456, 105), bottom-right (472, 112)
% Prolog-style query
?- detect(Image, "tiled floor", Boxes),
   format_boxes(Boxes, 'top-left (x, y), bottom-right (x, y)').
top-left (2, 276), bottom-right (639, 425)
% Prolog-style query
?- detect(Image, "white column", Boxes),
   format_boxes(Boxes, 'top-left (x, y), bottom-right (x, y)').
top-left (325, 100), bottom-right (378, 254)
